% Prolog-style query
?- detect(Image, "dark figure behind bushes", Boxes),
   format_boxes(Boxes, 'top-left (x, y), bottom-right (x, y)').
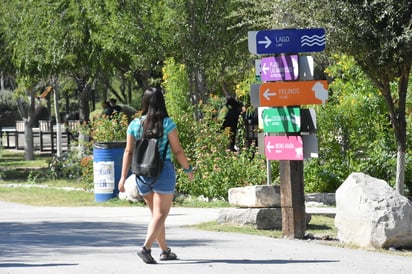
top-left (33, 105), bottom-right (50, 127)
top-left (102, 101), bottom-right (113, 117)
top-left (110, 98), bottom-right (122, 113)
top-left (222, 97), bottom-right (242, 152)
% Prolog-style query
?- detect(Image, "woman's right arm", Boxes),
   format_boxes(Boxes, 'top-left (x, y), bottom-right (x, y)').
top-left (168, 128), bottom-right (194, 180)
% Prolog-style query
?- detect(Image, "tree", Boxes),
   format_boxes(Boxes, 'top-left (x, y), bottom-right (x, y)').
top-left (0, 0), bottom-right (49, 160)
top-left (318, 0), bottom-right (412, 194)
top-left (160, 0), bottom-right (251, 102)
top-left (86, 0), bottom-right (167, 103)
top-left (305, 55), bottom-right (397, 192)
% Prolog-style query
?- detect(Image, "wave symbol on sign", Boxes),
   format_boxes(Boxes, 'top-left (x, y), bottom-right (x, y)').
top-left (301, 34), bottom-right (325, 47)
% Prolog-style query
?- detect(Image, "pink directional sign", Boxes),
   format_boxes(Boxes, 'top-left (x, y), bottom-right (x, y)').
top-left (260, 55), bottom-right (298, 82)
top-left (264, 136), bottom-right (303, 160)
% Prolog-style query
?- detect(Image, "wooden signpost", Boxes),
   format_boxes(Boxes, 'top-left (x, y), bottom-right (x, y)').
top-left (249, 28), bottom-right (327, 239)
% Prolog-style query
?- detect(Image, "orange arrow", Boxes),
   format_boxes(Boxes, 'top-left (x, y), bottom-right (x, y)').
top-left (259, 80), bottom-right (328, 107)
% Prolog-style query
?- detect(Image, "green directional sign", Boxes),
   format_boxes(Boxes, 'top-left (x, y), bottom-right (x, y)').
top-left (262, 107), bottom-right (301, 133)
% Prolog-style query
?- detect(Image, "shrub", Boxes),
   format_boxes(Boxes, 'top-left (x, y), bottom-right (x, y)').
top-left (304, 54), bottom-right (400, 193)
top-left (47, 151), bottom-right (83, 180)
top-left (87, 112), bottom-right (130, 143)
top-left (80, 155), bottom-right (94, 190)
top-left (161, 59), bottom-right (270, 199)
top-left (172, 97), bottom-right (269, 200)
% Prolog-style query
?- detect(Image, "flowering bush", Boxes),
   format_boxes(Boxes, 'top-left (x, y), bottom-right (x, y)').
top-left (162, 60), bottom-right (271, 200)
top-left (88, 112), bottom-right (130, 143)
top-left (173, 96), bottom-right (271, 200)
top-left (80, 155), bottom-right (94, 189)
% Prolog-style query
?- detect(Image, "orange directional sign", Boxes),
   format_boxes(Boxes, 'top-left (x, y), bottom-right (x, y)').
top-left (259, 80), bottom-right (328, 107)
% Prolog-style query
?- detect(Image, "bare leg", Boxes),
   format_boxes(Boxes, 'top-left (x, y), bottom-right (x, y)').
top-left (142, 192), bottom-right (174, 251)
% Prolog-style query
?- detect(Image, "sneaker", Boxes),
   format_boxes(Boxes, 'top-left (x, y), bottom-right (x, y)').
top-left (160, 247), bottom-right (178, 261)
top-left (137, 246), bottom-right (157, 264)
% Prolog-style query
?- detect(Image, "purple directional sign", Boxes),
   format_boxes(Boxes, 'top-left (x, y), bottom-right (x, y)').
top-left (248, 28), bottom-right (326, 54)
top-left (260, 55), bottom-right (299, 82)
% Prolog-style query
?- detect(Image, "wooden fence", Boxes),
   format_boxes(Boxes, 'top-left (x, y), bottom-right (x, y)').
top-left (1, 120), bottom-right (79, 153)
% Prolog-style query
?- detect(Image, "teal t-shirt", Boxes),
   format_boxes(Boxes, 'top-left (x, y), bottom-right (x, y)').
top-left (127, 116), bottom-right (176, 160)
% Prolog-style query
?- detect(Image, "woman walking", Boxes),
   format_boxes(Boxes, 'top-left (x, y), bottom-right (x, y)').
top-left (118, 87), bottom-right (194, 264)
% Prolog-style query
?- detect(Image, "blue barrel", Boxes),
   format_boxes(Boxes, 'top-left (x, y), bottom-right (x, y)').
top-left (93, 142), bottom-right (126, 202)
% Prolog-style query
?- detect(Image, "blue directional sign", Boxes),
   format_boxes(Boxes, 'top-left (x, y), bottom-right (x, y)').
top-left (248, 28), bottom-right (326, 55)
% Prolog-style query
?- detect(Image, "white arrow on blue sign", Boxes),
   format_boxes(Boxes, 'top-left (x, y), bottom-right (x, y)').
top-left (248, 28), bottom-right (326, 55)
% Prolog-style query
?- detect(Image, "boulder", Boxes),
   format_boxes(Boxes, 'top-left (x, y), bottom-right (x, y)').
top-left (118, 174), bottom-right (143, 202)
top-left (217, 208), bottom-right (282, 229)
top-left (335, 172), bottom-right (412, 249)
top-left (217, 208), bottom-right (311, 230)
top-left (228, 185), bottom-right (280, 208)
top-left (305, 193), bottom-right (336, 206)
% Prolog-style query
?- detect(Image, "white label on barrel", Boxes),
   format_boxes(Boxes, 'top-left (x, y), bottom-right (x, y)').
top-left (93, 161), bottom-right (115, 193)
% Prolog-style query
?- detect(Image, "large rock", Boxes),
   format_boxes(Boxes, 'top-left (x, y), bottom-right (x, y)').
top-left (305, 193), bottom-right (336, 206)
top-left (217, 208), bottom-right (311, 230)
top-left (335, 172), bottom-right (412, 249)
top-left (228, 185), bottom-right (280, 208)
top-left (217, 208), bottom-right (282, 229)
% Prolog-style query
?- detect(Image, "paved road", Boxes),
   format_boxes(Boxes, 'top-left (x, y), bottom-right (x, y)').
top-left (0, 201), bottom-right (411, 274)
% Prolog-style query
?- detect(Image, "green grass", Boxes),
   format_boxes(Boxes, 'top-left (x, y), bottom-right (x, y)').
top-left (0, 149), bottom-right (49, 168)
top-left (0, 185), bottom-right (149, 207)
top-left (0, 185), bottom-right (95, 206)
top-left (0, 149), bottom-right (50, 180)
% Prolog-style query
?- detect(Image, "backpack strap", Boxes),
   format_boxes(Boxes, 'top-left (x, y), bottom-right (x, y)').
top-left (162, 137), bottom-right (169, 160)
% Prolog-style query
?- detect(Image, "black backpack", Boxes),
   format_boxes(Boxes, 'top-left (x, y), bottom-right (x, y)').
top-left (131, 123), bottom-right (168, 184)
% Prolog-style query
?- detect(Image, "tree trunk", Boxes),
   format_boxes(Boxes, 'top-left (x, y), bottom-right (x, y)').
top-left (194, 67), bottom-right (207, 102)
top-left (380, 64), bottom-right (409, 195)
top-left (127, 80), bottom-right (132, 104)
top-left (77, 76), bottom-right (91, 156)
top-left (396, 150), bottom-right (406, 195)
top-left (23, 91), bottom-right (36, 161)
top-left (78, 79), bottom-right (91, 123)
top-left (394, 64), bottom-right (410, 195)
top-left (91, 79), bottom-right (96, 111)
top-left (23, 118), bottom-right (34, 161)
top-left (0, 71), bottom-right (4, 91)
top-left (53, 84), bottom-right (63, 158)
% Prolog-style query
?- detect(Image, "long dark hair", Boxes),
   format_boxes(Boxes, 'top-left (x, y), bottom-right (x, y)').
top-left (141, 87), bottom-right (169, 137)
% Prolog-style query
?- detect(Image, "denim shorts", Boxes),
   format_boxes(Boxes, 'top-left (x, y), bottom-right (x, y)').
top-left (135, 160), bottom-right (176, 196)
